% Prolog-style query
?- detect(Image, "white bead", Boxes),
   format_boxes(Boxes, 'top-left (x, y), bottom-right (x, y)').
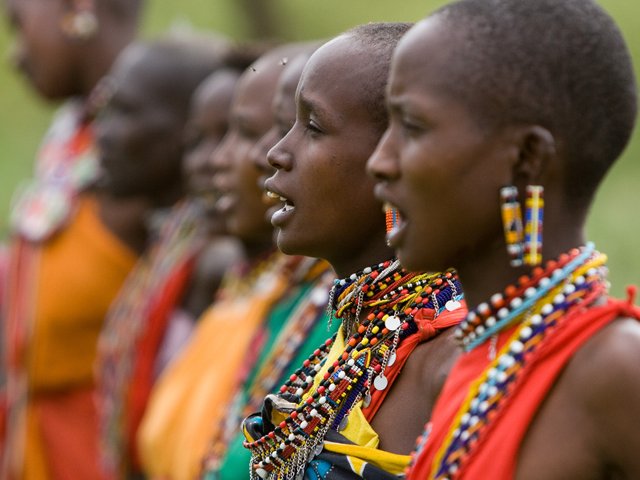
top-left (338, 371), bottom-right (346, 379)
top-left (480, 401), bottom-right (489, 413)
top-left (488, 386), bottom-right (498, 397)
top-left (487, 368), bottom-right (498, 379)
top-left (295, 388), bottom-right (303, 396)
top-left (497, 307), bottom-right (509, 319)
top-left (490, 293), bottom-right (503, 305)
top-left (300, 421), bottom-right (308, 429)
top-left (310, 409), bottom-right (318, 417)
top-left (564, 283), bottom-right (576, 295)
top-left (520, 326), bottom-right (533, 339)
top-left (510, 341), bottom-right (524, 354)
top-left (486, 317), bottom-right (496, 327)
top-left (525, 287), bottom-right (537, 298)
top-left (461, 430), bottom-right (471, 441)
top-left (328, 384), bottom-right (336, 392)
top-left (541, 303), bottom-right (553, 315)
top-left (256, 468), bottom-right (269, 478)
top-left (553, 294), bottom-right (566, 305)
top-left (530, 314), bottom-right (543, 325)
top-left (318, 396), bottom-right (327, 404)
top-left (497, 371), bottom-right (508, 383)
top-left (350, 274), bottom-right (357, 281)
top-left (575, 275), bottom-right (585, 285)
top-left (363, 267), bottom-right (372, 274)
top-left (539, 277), bottom-right (551, 288)
top-left (461, 413), bottom-right (471, 425)
top-left (510, 297), bottom-right (523, 309)
top-left (476, 325), bottom-right (485, 335)
top-left (469, 415), bottom-right (479, 426)
top-left (552, 269), bottom-right (564, 279)
top-left (347, 359), bottom-right (355, 366)
top-left (499, 354), bottom-right (515, 368)
top-left (477, 303), bottom-right (490, 314)
top-left (289, 434), bottom-right (295, 441)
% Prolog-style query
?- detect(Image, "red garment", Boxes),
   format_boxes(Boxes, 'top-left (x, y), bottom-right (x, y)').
top-left (125, 256), bottom-right (196, 469)
top-left (409, 289), bottom-right (640, 479)
top-left (362, 303), bottom-right (467, 420)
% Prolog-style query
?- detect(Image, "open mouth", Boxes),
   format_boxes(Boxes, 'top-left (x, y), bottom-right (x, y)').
top-left (382, 201), bottom-right (407, 248)
top-left (265, 188), bottom-right (296, 226)
top-left (266, 189), bottom-right (294, 212)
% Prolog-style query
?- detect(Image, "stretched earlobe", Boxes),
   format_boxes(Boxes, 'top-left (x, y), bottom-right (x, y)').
top-left (60, 0), bottom-right (98, 40)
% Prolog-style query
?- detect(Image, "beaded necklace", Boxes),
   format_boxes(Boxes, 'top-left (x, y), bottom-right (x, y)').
top-left (428, 243), bottom-right (608, 480)
top-left (245, 260), bottom-right (462, 480)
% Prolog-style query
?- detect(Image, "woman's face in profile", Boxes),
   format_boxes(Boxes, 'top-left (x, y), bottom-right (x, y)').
top-left (5, 0), bottom-right (81, 99)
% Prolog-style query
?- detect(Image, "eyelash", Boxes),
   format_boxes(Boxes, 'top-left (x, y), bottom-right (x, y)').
top-left (305, 120), bottom-right (323, 136)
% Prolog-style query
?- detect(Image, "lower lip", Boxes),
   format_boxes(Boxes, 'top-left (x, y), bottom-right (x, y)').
top-left (270, 203), bottom-right (295, 227)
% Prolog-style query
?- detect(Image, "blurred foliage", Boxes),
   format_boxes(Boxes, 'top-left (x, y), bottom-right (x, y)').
top-left (0, 0), bottom-right (638, 294)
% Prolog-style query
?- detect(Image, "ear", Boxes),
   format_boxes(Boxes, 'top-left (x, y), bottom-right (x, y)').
top-left (511, 125), bottom-right (556, 185)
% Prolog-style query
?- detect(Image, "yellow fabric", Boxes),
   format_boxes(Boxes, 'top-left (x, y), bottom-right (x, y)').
top-left (303, 325), bottom-right (380, 449)
top-left (28, 195), bottom-right (137, 391)
top-left (22, 194), bottom-right (136, 479)
top-left (322, 440), bottom-right (411, 476)
top-left (138, 254), bottom-right (291, 480)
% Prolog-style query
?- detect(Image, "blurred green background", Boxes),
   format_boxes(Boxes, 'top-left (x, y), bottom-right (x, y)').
top-left (1, 0), bottom-right (638, 295)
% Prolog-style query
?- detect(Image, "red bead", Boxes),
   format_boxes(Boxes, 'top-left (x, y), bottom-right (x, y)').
top-left (290, 374), bottom-right (297, 382)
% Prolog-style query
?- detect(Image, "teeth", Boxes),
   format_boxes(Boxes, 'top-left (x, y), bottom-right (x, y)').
top-left (282, 203), bottom-right (294, 213)
top-left (266, 190), bottom-right (289, 203)
top-left (266, 190), bottom-right (280, 199)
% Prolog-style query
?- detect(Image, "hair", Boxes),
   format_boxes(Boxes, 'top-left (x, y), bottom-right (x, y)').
top-left (429, 0), bottom-right (637, 207)
top-left (346, 22), bottom-right (413, 133)
top-left (133, 36), bottom-right (229, 118)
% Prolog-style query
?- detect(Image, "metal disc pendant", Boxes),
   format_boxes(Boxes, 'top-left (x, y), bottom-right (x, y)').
top-left (385, 315), bottom-right (401, 331)
top-left (374, 373), bottom-right (389, 391)
top-left (387, 351), bottom-right (397, 367)
top-left (338, 416), bottom-right (349, 431)
top-left (445, 299), bottom-right (462, 311)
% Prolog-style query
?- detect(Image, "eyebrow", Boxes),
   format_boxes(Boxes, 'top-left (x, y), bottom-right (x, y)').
top-left (297, 92), bottom-right (332, 122)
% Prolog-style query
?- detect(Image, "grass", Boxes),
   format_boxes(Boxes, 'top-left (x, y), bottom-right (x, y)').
top-left (1, 0), bottom-right (638, 295)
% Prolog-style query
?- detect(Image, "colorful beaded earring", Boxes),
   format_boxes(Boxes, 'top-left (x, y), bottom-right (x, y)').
top-left (385, 207), bottom-right (401, 235)
top-left (500, 186), bottom-right (524, 267)
top-left (523, 185), bottom-right (544, 266)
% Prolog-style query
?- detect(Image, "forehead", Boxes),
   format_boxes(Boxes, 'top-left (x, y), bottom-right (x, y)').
top-left (233, 58), bottom-right (282, 110)
top-left (391, 18), bottom-right (460, 93)
top-left (298, 35), bottom-right (374, 113)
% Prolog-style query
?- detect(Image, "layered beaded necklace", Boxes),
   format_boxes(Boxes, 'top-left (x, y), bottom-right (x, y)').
top-left (245, 260), bottom-right (462, 480)
top-left (428, 243), bottom-right (608, 480)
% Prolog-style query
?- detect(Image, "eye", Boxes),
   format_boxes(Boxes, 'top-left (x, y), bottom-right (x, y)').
top-left (305, 118), bottom-right (323, 136)
top-left (400, 115), bottom-right (425, 137)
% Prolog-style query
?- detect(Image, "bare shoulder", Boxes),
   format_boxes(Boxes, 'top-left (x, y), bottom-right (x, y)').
top-left (568, 316), bottom-right (640, 398)
top-left (564, 316), bottom-right (640, 474)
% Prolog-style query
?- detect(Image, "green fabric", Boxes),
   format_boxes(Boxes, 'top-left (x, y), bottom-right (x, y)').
top-left (211, 305), bottom-right (336, 480)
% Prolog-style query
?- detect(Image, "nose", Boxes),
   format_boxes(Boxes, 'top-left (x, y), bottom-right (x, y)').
top-left (267, 129), bottom-right (294, 172)
top-left (250, 127), bottom-right (278, 174)
top-left (209, 134), bottom-right (233, 173)
top-left (367, 127), bottom-right (399, 182)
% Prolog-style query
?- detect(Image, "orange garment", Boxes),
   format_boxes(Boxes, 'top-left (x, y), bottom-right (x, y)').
top-left (137, 253), bottom-right (296, 480)
top-left (408, 291), bottom-right (640, 479)
top-left (3, 194), bottom-right (136, 480)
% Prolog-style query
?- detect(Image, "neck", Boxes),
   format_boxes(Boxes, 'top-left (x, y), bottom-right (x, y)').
top-left (241, 237), bottom-right (276, 265)
top-left (456, 219), bottom-right (586, 309)
top-left (96, 190), bottom-right (152, 254)
top-left (330, 231), bottom-right (394, 279)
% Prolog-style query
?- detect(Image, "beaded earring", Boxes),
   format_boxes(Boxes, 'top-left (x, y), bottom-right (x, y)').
top-left (523, 185), bottom-right (544, 266)
top-left (385, 207), bottom-right (401, 234)
top-left (500, 186), bottom-right (524, 267)
top-left (60, 1), bottom-right (99, 40)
